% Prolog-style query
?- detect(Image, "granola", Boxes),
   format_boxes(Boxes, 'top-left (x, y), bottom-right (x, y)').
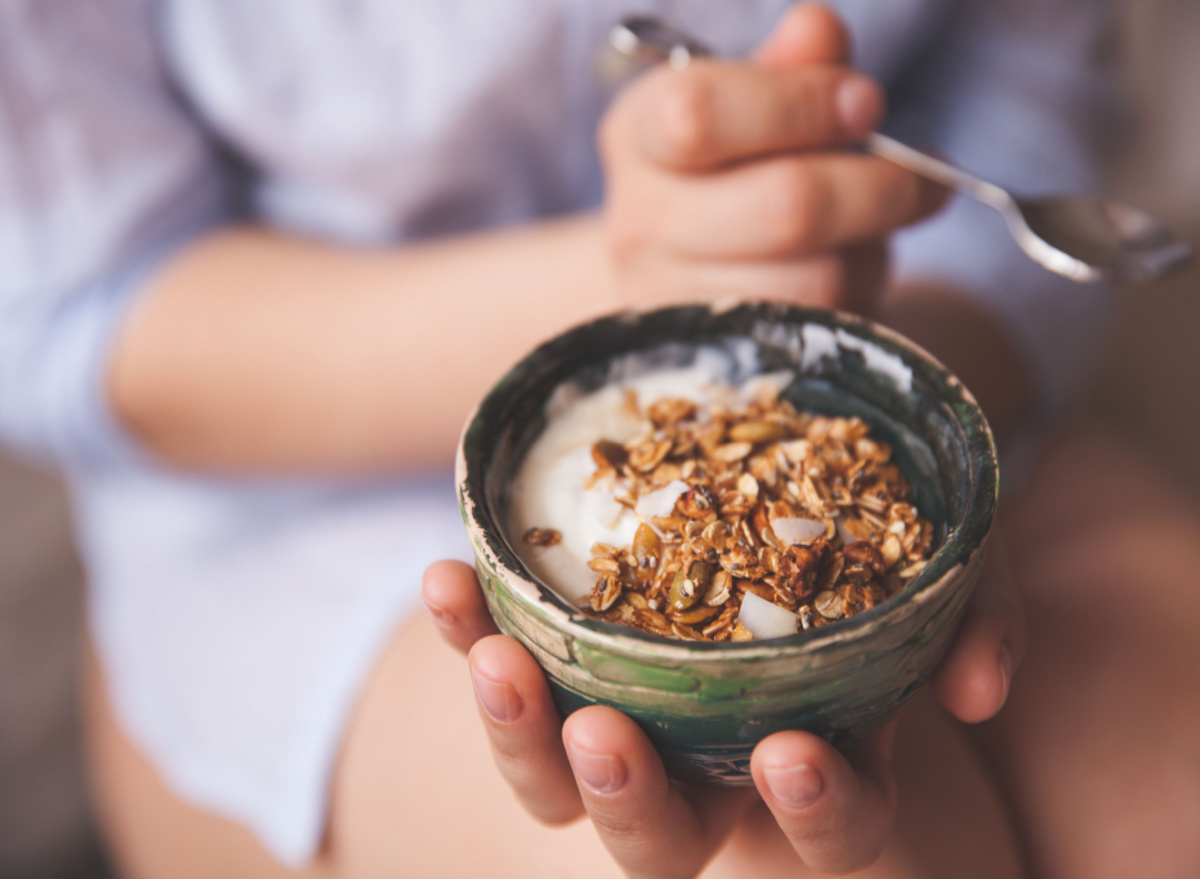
top-left (522, 383), bottom-right (935, 642)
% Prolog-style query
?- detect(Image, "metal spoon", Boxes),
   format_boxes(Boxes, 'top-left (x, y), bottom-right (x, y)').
top-left (609, 17), bottom-right (1194, 284)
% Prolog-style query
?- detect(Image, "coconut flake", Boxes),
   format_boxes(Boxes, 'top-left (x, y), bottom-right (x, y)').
top-left (772, 517), bottom-right (827, 545)
top-left (738, 591), bottom-right (799, 639)
top-left (635, 480), bottom-right (689, 519)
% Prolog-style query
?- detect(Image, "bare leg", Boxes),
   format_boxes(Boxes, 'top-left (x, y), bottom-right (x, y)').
top-left (86, 614), bottom-right (1022, 878)
top-left (978, 423), bottom-right (1200, 879)
top-left (85, 616), bottom-right (621, 879)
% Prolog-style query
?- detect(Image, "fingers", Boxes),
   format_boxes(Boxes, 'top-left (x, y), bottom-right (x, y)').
top-left (605, 62), bottom-right (883, 172)
top-left (562, 706), bottom-right (755, 879)
top-left (421, 560), bottom-right (499, 655)
top-left (751, 724), bottom-right (899, 874)
top-left (467, 635), bottom-right (585, 825)
top-left (599, 4), bottom-right (943, 314)
top-left (612, 152), bottom-right (944, 260)
top-left (933, 532), bottom-right (1029, 723)
top-left (755, 2), bottom-right (852, 68)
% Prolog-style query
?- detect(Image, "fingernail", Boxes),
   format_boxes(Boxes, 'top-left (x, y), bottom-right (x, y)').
top-left (421, 595), bottom-right (454, 626)
top-left (566, 743), bottom-right (627, 794)
top-left (764, 764), bottom-right (823, 809)
top-left (470, 667), bottom-right (522, 723)
top-left (837, 75), bottom-right (884, 135)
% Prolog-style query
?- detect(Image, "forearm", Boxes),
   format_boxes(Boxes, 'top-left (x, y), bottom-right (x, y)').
top-left (108, 216), bottom-right (617, 473)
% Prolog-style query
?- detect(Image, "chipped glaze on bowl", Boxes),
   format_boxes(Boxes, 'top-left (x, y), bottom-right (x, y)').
top-left (456, 303), bottom-right (997, 784)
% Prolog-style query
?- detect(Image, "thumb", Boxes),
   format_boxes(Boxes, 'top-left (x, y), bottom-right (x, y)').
top-left (932, 531), bottom-right (1028, 724)
top-left (752, 722), bottom-right (899, 874)
top-left (755, 2), bottom-right (853, 68)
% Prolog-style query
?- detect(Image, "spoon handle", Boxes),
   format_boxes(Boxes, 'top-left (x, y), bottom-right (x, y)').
top-left (865, 133), bottom-right (1013, 211)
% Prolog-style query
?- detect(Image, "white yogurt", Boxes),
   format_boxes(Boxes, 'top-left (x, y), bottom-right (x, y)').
top-left (507, 350), bottom-right (791, 605)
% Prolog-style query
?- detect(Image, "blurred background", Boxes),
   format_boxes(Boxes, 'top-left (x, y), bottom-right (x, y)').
top-left (1096, 0), bottom-right (1200, 491)
top-left (1, 1), bottom-right (1197, 876)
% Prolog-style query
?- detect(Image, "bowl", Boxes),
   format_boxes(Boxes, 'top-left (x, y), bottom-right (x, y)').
top-left (455, 302), bottom-right (997, 784)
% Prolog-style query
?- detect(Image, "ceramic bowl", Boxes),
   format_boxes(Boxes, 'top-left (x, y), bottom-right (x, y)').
top-left (456, 302), bottom-right (997, 784)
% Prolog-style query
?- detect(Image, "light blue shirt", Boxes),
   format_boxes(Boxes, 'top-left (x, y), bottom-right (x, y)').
top-left (0, 0), bottom-right (1115, 864)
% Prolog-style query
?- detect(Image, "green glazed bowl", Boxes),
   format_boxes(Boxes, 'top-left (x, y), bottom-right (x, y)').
top-left (456, 302), bottom-right (997, 784)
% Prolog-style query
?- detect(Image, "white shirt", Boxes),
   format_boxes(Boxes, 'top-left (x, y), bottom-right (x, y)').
top-left (0, 0), bottom-right (1115, 865)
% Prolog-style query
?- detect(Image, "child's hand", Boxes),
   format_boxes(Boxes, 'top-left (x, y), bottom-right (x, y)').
top-left (599, 3), bottom-right (946, 314)
top-left (421, 540), bottom-right (1026, 876)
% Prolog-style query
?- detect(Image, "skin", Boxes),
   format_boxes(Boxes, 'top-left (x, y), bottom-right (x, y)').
top-left (87, 3), bottom-right (1060, 877)
top-left (980, 426), bottom-right (1200, 879)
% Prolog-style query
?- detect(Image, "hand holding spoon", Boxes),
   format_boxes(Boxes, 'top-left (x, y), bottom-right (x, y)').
top-left (610, 17), bottom-right (1193, 284)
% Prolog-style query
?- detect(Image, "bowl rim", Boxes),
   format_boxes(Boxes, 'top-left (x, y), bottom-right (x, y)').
top-left (456, 302), bottom-right (998, 662)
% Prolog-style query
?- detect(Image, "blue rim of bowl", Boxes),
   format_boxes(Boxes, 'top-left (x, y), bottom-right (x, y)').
top-left (457, 302), bottom-right (998, 655)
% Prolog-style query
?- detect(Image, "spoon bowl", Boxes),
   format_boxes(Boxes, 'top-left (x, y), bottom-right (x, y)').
top-left (1014, 194), bottom-right (1195, 282)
